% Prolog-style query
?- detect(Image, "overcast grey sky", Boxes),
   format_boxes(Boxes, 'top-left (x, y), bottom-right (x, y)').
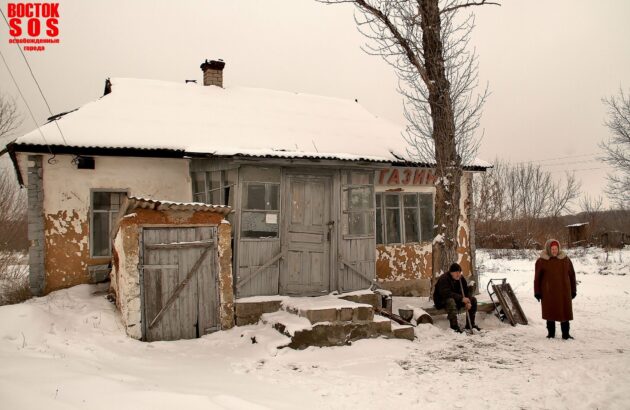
top-left (1, 0), bottom-right (629, 209)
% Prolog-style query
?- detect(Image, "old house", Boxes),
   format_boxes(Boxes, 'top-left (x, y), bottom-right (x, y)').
top-left (1, 60), bottom-right (489, 339)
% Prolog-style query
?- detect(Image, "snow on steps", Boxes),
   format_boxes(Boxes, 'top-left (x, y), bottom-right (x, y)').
top-left (235, 292), bottom-right (414, 349)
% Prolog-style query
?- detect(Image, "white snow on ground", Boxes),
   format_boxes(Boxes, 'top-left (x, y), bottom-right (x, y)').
top-left (1, 247), bottom-right (629, 409)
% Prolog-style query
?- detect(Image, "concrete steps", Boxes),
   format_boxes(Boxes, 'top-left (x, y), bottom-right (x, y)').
top-left (235, 292), bottom-right (415, 349)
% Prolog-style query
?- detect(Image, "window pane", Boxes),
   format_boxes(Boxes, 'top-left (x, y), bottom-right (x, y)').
top-left (245, 184), bottom-right (266, 210)
top-left (208, 171), bottom-right (222, 204)
top-left (192, 172), bottom-right (206, 202)
top-left (93, 192), bottom-right (110, 210)
top-left (348, 212), bottom-right (373, 235)
top-left (267, 184), bottom-right (279, 211)
top-left (385, 208), bottom-right (401, 243)
top-left (419, 193), bottom-right (434, 241)
top-left (348, 187), bottom-right (372, 210)
top-left (403, 193), bottom-right (418, 207)
top-left (225, 169), bottom-right (238, 208)
top-left (375, 193), bottom-right (381, 207)
top-left (376, 208), bottom-right (383, 244)
top-left (110, 192), bottom-right (124, 211)
top-left (404, 208), bottom-right (420, 243)
top-left (92, 212), bottom-right (110, 256)
top-left (385, 194), bottom-right (399, 208)
top-left (241, 211), bottom-right (279, 238)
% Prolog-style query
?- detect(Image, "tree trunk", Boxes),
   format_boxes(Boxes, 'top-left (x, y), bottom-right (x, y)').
top-left (420, 0), bottom-right (463, 280)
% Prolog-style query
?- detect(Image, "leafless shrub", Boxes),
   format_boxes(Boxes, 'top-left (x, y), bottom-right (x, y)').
top-left (474, 158), bottom-right (581, 248)
top-left (0, 253), bottom-right (29, 306)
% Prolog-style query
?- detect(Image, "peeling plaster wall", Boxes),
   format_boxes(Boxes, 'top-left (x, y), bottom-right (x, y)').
top-left (111, 208), bottom-right (234, 340)
top-left (375, 171), bottom-right (475, 296)
top-left (18, 153), bottom-right (192, 294)
top-left (217, 221), bottom-right (235, 330)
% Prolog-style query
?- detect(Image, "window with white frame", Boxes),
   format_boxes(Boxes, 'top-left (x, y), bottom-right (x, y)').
top-left (91, 191), bottom-right (126, 257)
top-left (375, 192), bottom-right (433, 245)
top-left (342, 171), bottom-right (374, 236)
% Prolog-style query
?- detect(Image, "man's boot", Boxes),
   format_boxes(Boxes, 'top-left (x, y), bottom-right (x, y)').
top-left (449, 318), bottom-right (463, 333)
top-left (561, 321), bottom-right (573, 340)
top-left (546, 321), bottom-right (555, 338)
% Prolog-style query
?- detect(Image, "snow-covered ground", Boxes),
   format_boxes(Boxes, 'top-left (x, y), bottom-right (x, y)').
top-left (0, 247), bottom-right (628, 409)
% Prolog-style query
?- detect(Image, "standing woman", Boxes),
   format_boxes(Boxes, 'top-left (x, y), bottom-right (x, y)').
top-left (534, 239), bottom-right (577, 339)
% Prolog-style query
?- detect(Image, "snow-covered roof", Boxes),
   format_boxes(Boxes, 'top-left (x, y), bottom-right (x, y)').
top-left (566, 222), bottom-right (589, 228)
top-left (12, 78), bottom-right (490, 168)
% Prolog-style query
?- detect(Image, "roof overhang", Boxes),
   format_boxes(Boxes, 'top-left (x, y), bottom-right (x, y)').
top-left (7, 142), bottom-right (492, 172)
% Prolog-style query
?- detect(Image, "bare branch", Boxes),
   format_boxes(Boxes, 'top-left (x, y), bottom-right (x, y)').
top-left (599, 88), bottom-right (630, 209)
top-left (441, 0), bottom-right (500, 14)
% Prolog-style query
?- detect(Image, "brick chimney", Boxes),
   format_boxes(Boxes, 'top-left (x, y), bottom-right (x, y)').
top-left (200, 59), bottom-right (225, 87)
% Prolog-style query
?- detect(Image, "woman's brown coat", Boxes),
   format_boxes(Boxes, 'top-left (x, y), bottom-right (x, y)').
top-left (534, 239), bottom-right (577, 321)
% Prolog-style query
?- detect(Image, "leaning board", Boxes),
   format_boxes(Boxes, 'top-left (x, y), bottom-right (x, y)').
top-left (492, 283), bottom-right (528, 326)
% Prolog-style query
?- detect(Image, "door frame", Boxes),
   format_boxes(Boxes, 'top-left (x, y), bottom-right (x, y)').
top-left (279, 169), bottom-right (336, 295)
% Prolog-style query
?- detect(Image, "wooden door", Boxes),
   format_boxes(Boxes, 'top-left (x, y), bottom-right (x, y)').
top-left (142, 226), bottom-right (218, 342)
top-left (281, 175), bottom-right (332, 295)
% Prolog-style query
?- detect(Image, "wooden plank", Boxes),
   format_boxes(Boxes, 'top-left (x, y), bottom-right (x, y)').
top-left (143, 229), bottom-right (166, 341)
top-left (145, 240), bottom-right (215, 250)
top-left (178, 227), bottom-right (197, 339)
top-left (236, 251), bottom-right (284, 290)
top-left (163, 228), bottom-right (180, 340)
top-left (197, 226), bottom-right (218, 335)
top-left (340, 258), bottom-right (374, 285)
top-left (143, 265), bottom-right (178, 270)
top-left (149, 242), bottom-right (213, 330)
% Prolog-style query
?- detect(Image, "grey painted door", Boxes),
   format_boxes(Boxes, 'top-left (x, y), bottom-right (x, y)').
top-left (281, 175), bottom-right (332, 295)
top-left (142, 226), bottom-right (218, 342)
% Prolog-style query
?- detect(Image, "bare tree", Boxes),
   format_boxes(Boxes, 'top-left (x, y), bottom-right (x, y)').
top-left (0, 91), bottom-right (29, 305)
top-left (0, 93), bottom-right (22, 145)
top-left (474, 158), bottom-right (581, 247)
top-left (579, 194), bottom-right (603, 238)
top-left (600, 88), bottom-right (630, 209)
top-left (319, 0), bottom-right (498, 277)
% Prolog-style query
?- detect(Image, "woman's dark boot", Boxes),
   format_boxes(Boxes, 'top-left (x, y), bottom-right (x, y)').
top-left (561, 321), bottom-right (573, 340)
top-left (546, 321), bottom-right (556, 338)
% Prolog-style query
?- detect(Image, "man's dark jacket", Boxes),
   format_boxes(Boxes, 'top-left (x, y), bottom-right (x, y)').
top-left (433, 272), bottom-right (470, 309)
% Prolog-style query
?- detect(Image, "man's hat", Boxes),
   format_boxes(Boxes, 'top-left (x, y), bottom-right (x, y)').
top-left (449, 263), bottom-right (462, 273)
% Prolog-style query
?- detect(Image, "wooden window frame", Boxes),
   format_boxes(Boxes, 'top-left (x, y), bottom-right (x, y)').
top-left (375, 192), bottom-right (434, 245)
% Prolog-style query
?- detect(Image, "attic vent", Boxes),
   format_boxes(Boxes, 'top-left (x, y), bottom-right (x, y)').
top-left (76, 156), bottom-right (95, 169)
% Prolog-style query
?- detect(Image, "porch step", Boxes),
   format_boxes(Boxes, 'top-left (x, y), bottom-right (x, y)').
top-left (234, 291), bottom-right (379, 327)
top-left (234, 297), bottom-right (284, 326)
top-left (281, 296), bottom-right (374, 324)
top-left (261, 311), bottom-right (411, 350)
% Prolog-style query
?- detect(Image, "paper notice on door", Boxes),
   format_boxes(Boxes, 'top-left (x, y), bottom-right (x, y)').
top-left (265, 213), bottom-right (278, 224)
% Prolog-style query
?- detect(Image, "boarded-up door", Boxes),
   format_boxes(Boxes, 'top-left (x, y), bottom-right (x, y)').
top-left (281, 175), bottom-right (332, 295)
top-left (142, 226), bottom-right (218, 342)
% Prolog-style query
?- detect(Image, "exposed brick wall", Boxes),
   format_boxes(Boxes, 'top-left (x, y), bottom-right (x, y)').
top-left (27, 155), bottom-right (45, 295)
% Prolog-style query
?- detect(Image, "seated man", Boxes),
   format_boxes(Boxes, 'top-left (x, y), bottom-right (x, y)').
top-left (433, 263), bottom-right (480, 333)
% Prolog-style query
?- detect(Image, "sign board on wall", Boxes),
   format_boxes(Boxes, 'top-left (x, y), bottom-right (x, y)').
top-left (376, 168), bottom-right (436, 186)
